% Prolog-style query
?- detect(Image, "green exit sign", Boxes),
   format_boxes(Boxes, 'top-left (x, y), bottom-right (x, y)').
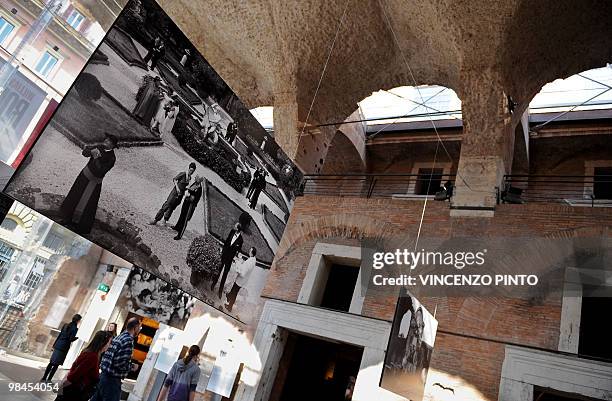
top-left (97, 283), bottom-right (110, 293)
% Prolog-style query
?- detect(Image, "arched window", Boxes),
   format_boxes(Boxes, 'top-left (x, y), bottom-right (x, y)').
top-left (0, 218), bottom-right (18, 232)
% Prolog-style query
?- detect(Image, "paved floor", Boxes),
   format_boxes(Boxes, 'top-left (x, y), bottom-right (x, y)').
top-left (0, 353), bottom-right (59, 401)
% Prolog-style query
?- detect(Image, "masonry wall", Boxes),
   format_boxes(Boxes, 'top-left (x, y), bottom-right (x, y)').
top-left (262, 195), bottom-right (612, 399)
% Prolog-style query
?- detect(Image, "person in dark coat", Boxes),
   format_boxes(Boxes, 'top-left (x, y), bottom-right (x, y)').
top-left (224, 121), bottom-right (238, 145)
top-left (246, 168), bottom-right (262, 200)
top-left (210, 223), bottom-right (243, 299)
top-left (172, 175), bottom-right (203, 240)
top-left (150, 163), bottom-right (196, 226)
top-left (248, 170), bottom-right (267, 210)
top-left (59, 134), bottom-right (118, 235)
top-left (143, 37), bottom-right (166, 71)
top-left (133, 76), bottom-right (163, 126)
top-left (42, 314), bottom-right (81, 382)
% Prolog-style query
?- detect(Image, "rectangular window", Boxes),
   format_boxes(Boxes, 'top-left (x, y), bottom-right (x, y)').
top-left (34, 51), bottom-right (59, 78)
top-left (42, 231), bottom-right (63, 251)
top-left (593, 166), bottom-right (612, 200)
top-left (0, 17), bottom-right (15, 45)
top-left (414, 168), bottom-right (443, 195)
top-left (66, 10), bottom-right (85, 30)
top-left (319, 264), bottom-right (359, 312)
top-left (578, 286), bottom-right (612, 360)
top-left (0, 240), bottom-right (14, 282)
top-left (23, 271), bottom-right (43, 289)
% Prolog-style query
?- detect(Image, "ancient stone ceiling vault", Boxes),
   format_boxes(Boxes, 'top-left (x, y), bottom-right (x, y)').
top-left (157, 0), bottom-right (612, 170)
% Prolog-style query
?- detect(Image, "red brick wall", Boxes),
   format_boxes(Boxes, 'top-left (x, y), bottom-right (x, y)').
top-left (263, 195), bottom-right (612, 399)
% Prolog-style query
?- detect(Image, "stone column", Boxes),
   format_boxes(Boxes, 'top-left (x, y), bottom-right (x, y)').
top-left (452, 70), bottom-right (516, 216)
top-left (273, 90), bottom-right (300, 163)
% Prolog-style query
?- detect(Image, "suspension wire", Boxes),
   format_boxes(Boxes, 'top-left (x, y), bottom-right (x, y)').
top-left (577, 73), bottom-right (612, 90)
top-left (367, 87), bottom-right (462, 140)
top-left (378, 0), bottom-right (497, 252)
top-left (302, 108), bottom-right (462, 130)
top-left (378, 1), bottom-right (493, 204)
top-left (298, 0), bottom-right (352, 139)
top-left (530, 87), bottom-right (611, 132)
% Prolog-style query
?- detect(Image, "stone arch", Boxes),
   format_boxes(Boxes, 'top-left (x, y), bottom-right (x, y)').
top-left (502, 0), bottom-right (612, 107)
top-left (320, 128), bottom-right (367, 174)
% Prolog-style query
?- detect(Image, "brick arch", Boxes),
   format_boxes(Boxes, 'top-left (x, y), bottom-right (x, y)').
top-left (276, 212), bottom-right (402, 262)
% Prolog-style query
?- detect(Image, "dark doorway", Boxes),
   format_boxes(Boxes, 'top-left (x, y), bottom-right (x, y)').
top-left (593, 167), bottom-right (612, 199)
top-left (415, 168), bottom-right (443, 195)
top-left (534, 387), bottom-right (604, 400)
top-left (274, 333), bottom-right (363, 401)
top-left (578, 289), bottom-right (612, 360)
top-left (319, 264), bottom-right (359, 312)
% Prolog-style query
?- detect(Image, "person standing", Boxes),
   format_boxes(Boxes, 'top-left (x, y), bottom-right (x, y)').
top-left (246, 168), bottom-right (262, 200)
top-left (151, 90), bottom-right (174, 134)
top-left (42, 314), bottom-right (81, 382)
top-left (156, 345), bottom-right (201, 401)
top-left (225, 121), bottom-right (238, 145)
top-left (249, 171), bottom-right (267, 210)
top-left (173, 175), bottom-right (203, 240)
top-left (56, 331), bottom-right (112, 401)
top-left (224, 247), bottom-right (257, 312)
top-left (133, 76), bottom-right (163, 126)
top-left (91, 317), bottom-right (141, 401)
top-left (150, 163), bottom-right (196, 226)
top-left (210, 223), bottom-right (243, 299)
top-left (59, 134), bottom-right (118, 235)
top-left (143, 37), bottom-right (166, 71)
top-left (160, 96), bottom-right (180, 138)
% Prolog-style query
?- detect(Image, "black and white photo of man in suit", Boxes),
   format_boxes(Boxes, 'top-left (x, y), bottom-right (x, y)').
top-left (210, 222), bottom-right (243, 298)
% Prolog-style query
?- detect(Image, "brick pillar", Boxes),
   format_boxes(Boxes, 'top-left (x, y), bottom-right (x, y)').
top-left (452, 70), bottom-right (516, 216)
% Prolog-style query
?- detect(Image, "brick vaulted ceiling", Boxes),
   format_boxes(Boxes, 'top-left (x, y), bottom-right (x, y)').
top-left (155, 0), bottom-right (612, 168)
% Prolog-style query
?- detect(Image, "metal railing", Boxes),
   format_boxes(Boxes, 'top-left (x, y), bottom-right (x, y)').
top-left (501, 175), bottom-right (612, 206)
top-left (301, 173), bottom-right (456, 199)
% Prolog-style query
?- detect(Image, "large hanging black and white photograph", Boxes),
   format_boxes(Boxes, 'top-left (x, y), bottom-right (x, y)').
top-left (380, 287), bottom-right (438, 401)
top-left (4, 0), bottom-right (302, 323)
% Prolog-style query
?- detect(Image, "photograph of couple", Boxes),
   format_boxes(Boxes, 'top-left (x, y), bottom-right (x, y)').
top-left (4, 0), bottom-right (302, 323)
top-left (381, 288), bottom-right (438, 401)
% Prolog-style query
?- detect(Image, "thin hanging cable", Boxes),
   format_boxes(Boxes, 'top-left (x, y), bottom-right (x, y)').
top-left (299, 0), bottom-right (352, 139)
top-left (530, 87), bottom-right (611, 132)
top-left (378, 1), bottom-right (450, 252)
top-left (367, 87), bottom-right (462, 140)
top-left (379, 1), bottom-right (490, 200)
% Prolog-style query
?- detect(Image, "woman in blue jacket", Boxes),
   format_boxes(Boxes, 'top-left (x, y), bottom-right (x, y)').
top-left (41, 314), bottom-right (81, 382)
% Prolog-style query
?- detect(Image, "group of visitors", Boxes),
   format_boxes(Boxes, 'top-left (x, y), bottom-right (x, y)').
top-left (246, 167), bottom-right (268, 210)
top-left (149, 163), bottom-right (203, 241)
top-left (43, 315), bottom-right (202, 401)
